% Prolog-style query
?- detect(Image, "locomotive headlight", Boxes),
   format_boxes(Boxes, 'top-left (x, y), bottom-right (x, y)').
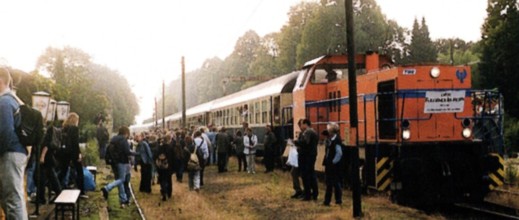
top-left (430, 67), bottom-right (441, 78)
top-left (402, 129), bottom-right (411, 140)
top-left (462, 128), bottom-right (472, 138)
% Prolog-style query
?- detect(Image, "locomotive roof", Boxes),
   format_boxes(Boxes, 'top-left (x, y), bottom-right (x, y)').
top-left (211, 71), bottom-right (300, 110)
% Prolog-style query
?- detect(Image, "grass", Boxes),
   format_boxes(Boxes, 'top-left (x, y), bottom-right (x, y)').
top-left (132, 157), bottom-right (437, 220)
top-left (80, 139), bottom-right (139, 220)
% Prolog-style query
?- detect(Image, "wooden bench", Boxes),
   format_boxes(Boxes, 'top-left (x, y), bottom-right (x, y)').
top-left (86, 166), bottom-right (98, 183)
top-left (54, 189), bottom-right (80, 220)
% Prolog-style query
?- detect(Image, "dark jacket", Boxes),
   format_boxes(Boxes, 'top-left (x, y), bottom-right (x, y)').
top-left (110, 134), bottom-right (132, 164)
top-left (295, 127), bottom-right (318, 157)
top-left (323, 135), bottom-right (343, 168)
top-left (234, 136), bottom-right (245, 155)
top-left (264, 131), bottom-right (277, 153)
top-left (216, 132), bottom-right (231, 153)
top-left (62, 125), bottom-right (80, 160)
top-left (155, 142), bottom-right (175, 172)
top-left (96, 126), bottom-right (109, 144)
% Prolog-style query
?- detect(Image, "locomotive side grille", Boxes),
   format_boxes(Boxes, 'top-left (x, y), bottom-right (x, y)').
top-left (376, 157), bottom-right (393, 191)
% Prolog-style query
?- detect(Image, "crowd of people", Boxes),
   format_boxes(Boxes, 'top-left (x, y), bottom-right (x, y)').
top-left (1, 66), bottom-right (346, 219)
top-left (98, 118), bottom-right (348, 209)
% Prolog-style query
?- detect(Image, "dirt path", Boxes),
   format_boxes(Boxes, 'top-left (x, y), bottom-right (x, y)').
top-left (132, 158), bottom-right (439, 220)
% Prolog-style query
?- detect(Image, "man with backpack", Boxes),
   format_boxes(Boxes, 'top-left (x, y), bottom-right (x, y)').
top-left (37, 126), bottom-right (63, 204)
top-left (102, 126), bottom-right (133, 208)
top-left (0, 68), bottom-right (29, 220)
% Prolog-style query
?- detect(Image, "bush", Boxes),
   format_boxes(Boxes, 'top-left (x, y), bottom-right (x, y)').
top-left (505, 161), bottom-right (518, 185)
top-left (504, 116), bottom-right (519, 154)
top-left (82, 139), bottom-right (100, 166)
top-left (80, 122), bottom-right (97, 143)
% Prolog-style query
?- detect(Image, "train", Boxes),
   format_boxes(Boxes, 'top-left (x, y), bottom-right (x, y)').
top-left (131, 52), bottom-right (505, 205)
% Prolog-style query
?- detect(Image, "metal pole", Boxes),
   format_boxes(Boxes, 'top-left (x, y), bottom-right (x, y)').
top-left (181, 56), bottom-right (187, 129)
top-left (345, 0), bottom-right (362, 217)
top-left (162, 80), bottom-right (166, 129)
top-left (154, 97), bottom-right (158, 127)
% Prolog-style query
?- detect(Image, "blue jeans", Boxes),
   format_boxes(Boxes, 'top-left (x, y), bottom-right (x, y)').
top-left (0, 152), bottom-right (28, 220)
top-left (105, 163), bottom-right (130, 203)
top-left (98, 142), bottom-right (107, 159)
top-left (26, 159), bottom-right (36, 195)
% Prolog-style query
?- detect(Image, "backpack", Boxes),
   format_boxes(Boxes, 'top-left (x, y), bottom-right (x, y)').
top-left (6, 93), bottom-right (44, 147)
top-left (187, 138), bottom-right (204, 171)
top-left (48, 126), bottom-right (62, 151)
top-left (155, 152), bottom-right (169, 170)
top-left (105, 143), bottom-right (117, 165)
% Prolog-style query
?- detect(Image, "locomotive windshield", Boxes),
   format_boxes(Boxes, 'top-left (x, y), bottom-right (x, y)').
top-left (311, 64), bottom-right (346, 84)
top-left (310, 64), bottom-right (366, 84)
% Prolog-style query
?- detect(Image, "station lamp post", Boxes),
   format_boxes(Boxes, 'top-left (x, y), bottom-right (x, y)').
top-left (56, 101), bottom-right (70, 121)
top-left (30, 93), bottom-right (70, 217)
top-left (46, 99), bottom-right (57, 122)
top-left (30, 91), bottom-right (51, 217)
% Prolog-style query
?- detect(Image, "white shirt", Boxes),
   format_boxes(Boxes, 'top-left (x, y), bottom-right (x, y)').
top-left (243, 134), bottom-right (258, 155)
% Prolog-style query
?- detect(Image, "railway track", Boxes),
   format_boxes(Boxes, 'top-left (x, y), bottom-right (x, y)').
top-left (454, 202), bottom-right (519, 219)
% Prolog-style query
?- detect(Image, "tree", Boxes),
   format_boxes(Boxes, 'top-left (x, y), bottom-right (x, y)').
top-left (479, 0), bottom-right (519, 118)
top-left (405, 17), bottom-right (437, 64)
top-left (479, 0), bottom-right (519, 153)
top-left (35, 46), bottom-right (138, 130)
top-left (276, 2), bottom-right (319, 73)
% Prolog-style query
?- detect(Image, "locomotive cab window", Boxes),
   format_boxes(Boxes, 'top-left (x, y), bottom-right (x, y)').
top-left (311, 65), bottom-right (345, 84)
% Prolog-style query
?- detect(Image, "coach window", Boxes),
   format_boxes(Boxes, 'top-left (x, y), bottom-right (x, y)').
top-left (231, 108), bottom-right (237, 125)
top-left (273, 96), bottom-right (280, 124)
top-left (261, 100), bottom-right (267, 124)
top-left (255, 102), bottom-right (260, 124)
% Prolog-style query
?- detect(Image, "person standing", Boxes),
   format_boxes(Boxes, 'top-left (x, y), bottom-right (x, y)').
top-left (0, 68), bottom-right (29, 220)
top-left (322, 123), bottom-right (343, 206)
top-left (216, 127), bottom-right (231, 173)
top-left (96, 121), bottom-right (109, 159)
top-left (234, 131), bottom-right (247, 172)
top-left (207, 127), bottom-right (217, 165)
top-left (243, 128), bottom-right (258, 174)
top-left (263, 125), bottom-right (277, 173)
top-left (37, 126), bottom-right (63, 204)
top-left (155, 134), bottom-right (175, 201)
top-left (59, 113), bottom-right (87, 198)
top-left (102, 126), bottom-right (132, 208)
top-left (191, 132), bottom-right (208, 191)
top-left (294, 119), bottom-right (319, 201)
top-left (136, 133), bottom-right (153, 193)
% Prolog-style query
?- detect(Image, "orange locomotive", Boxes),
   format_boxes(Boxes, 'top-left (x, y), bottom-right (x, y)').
top-left (291, 52), bottom-right (505, 204)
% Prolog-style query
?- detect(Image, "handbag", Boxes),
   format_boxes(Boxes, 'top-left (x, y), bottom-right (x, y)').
top-left (187, 139), bottom-right (204, 171)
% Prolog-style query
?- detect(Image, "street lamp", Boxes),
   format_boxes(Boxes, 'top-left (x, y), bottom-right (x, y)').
top-left (30, 91), bottom-right (51, 217)
top-left (46, 99), bottom-right (57, 122)
top-left (56, 101), bottom-right (70, 121)
top-left (32, 91), bottom-right (51, 122)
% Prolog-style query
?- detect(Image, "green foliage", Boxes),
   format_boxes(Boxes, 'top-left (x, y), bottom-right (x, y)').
top-left (80, 122), bottom-right (98, 143)
top-left (404, 17), bottom-right (437, 64)
top-left (82, 139), bottom-right (100, 167)
top-left (504, 116), bottom-right (519, 154)
top-left (505, 160), bottom-right (518, 184)
top-left (32, 47), bottom-right (138, 131)
top-left (479, 0), bottom-right (519, 118)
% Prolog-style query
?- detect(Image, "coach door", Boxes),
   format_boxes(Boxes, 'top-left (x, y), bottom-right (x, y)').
top-left (377, 80), bottom-right (397, 140)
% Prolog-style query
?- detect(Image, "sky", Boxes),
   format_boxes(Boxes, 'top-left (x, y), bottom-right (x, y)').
top-left (0, 0), bottom-right (488, 124)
